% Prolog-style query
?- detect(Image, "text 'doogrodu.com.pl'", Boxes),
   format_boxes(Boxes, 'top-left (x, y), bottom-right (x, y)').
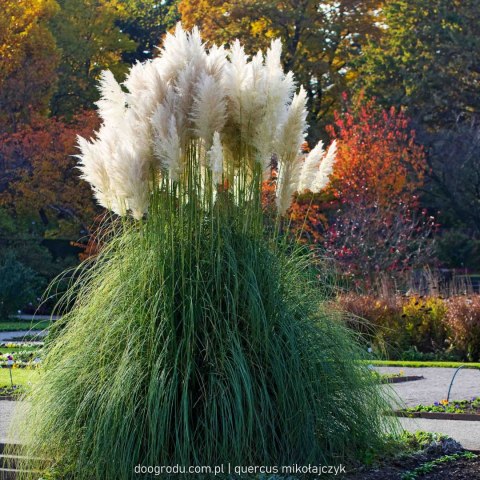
top-left (134, 463), bottom-right (347, 476)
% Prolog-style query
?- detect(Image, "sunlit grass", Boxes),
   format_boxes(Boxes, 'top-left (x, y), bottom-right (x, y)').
top-left (0, 367), bottom-right (40, 387)
top-left (0, 347), bottom-right (39, 354)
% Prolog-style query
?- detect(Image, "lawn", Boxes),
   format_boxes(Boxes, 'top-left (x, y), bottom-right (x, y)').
top-left (0, 320), bottom-right (51, 332)
top-left (0, 367), bottom-right (40, 387)
top-left (368, 360), bottom-right (480, 369)
top-left (0, 346), bottom-right (39, 354)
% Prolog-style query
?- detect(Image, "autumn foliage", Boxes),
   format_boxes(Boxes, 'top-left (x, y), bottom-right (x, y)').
top-left (324, 98), bottom-right (434, 286)
top-left (0, 111), bottom-right (100, 234)
top-left (0, 0), bottom-right (60, 130)
top-left (328, 97), bottom-right (426, 205)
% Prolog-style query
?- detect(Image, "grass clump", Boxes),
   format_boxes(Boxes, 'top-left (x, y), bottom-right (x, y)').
top-left (11, 211), bottom-right (396, 478)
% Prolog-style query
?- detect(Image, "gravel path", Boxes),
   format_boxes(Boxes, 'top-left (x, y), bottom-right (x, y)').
top-left (0, 401), bottom-right (20, 444)
top-left (1, 367), bottom-right (479, 449)
top-left (378, 366), bottom-right (480, 450)
top-left (377, 366), bottom-right (480, 407)
top-left (0, 330), bottom-right (46, 342)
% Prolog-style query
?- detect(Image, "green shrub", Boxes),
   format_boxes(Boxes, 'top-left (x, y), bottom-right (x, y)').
top-left (338, 293), bottom-right (480, 361)
top-left (0, 251), bottom-right (41, 317)
top-left (402, 296), bottom-right (448, 353)
top-left (337, 293), bottom-right (408, 358)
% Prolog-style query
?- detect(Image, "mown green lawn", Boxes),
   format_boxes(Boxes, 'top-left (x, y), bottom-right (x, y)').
top-left (0, 346), bottom-right (39, 354)
top-left (0, 320), bottom-right (51, 332)
top-left (0, 367), bottom-right (40, 387)
top-left (368, 360), bottom-right (480, 369)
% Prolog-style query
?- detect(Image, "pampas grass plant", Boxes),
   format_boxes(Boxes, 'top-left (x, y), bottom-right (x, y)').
top-left (10, 24), bottom-right (397, 479)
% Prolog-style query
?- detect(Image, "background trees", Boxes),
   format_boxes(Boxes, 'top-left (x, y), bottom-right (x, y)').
top-left (48, 0), bottom-right (136, 116)
top-left (0, 0), bottom-right (60, 131)
top-left (0, 0), bottom-right (479, 313)
top-left (117, 0), bottom-right (179, 63)
top-left (356, 0), bottom-right (480, 270)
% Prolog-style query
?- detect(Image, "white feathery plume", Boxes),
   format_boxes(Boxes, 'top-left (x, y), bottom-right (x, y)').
top-left (156, 23), bottom-right (190, 83)
top-left (223, 40), bottom-right (250, 127)
top-left (108, 138), bottom-right (150, 220)
top-left (274, 87), bottom-right (308, 214)
top-left (311, 140), bottom-right (337, 193)
top-left (206, 44), bottom-right (227, 82)
top-left (192, 73), bottom-right (227, 146)
top-left (77, 134), bottom-right (114, 211)
top-left (157, 23), bottom-right (207, 85)
top-left (124, 60), bottom-right (167, 120)
top-left (265, 39), bottom-right (296, 107)
top-left (95, 71), bottom-right (126, 126)
top-left (252, 40), bottom-right (296, 173)
top-left (77, 127), bottom-right (129, 216)
top-left (276, 156), bottom-right (303, 215)
top-left (240, 50), bottom-right (266, 140)
top-left (275, 87), bottom-right (308, 161)
top-left (78, 24), bottom-right (320, 219)
top-left (152, 108), bottom-right (182, 180)
top-left (207, 132), bottom-right (223, 185)
top-left (175, 63), bottom-right (203, 143)
top-left (297, 141), bottom-right (325, 192)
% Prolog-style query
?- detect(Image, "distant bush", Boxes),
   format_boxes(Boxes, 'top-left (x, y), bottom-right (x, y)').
top-left (444, 296), bottom-right (480, 362)
top-left (402, 296), bottom-right (448, 353)
top-left (338, 293), bottom-right (480, 361)
top-left (0, 251), bottom-right (41, 318)
top-left (336, 293), bottom-right (406, 357)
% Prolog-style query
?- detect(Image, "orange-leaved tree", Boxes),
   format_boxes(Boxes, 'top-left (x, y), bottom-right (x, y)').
top-left (324, 97), bottom-right (435, 288)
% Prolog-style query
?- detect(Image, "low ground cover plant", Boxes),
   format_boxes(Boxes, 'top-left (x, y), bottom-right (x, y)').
top-left (405, 398), bottom-right (480, 415)
top-left (0, 350), bottom-right (41, 367)
top-left (401, 451), bottom-right (477, 480)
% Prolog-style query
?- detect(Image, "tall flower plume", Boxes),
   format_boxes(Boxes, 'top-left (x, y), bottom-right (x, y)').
top-left (76, 23), bottom-right (334, 220)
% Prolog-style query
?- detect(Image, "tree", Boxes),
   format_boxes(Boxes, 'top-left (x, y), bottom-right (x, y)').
top-left (116, 0), bottom-right (180, 64)
top-left (357, 0), bottom-right (480, 131)
top-left (328, 97), bottom-right (426, 205)
top-left (356, 1), bottom-right (480, 267)
top-left (49, 0), bottom-right (136, 116)
top-left (0, 0), bottom-right (60, 131)
top-left (0, 111), bottom-right (100, 237)
top-left (324, 98), bottom-right (434, 287)
top-left (179, 0), bottom-right (384, 141)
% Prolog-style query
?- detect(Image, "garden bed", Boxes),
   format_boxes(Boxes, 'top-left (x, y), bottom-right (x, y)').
top-left (396, 399), bottom-right (480, 421)
top-left (0, 385), bottom-right (25, 400)
top-left (383, 375), bottom-right (424, 384)
top-left (345, 451), bottom-right (480, 480)
top-left (342, 431), bottom-right (478, 479)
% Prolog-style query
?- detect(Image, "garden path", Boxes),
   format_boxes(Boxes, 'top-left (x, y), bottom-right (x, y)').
top-left (0, 401), bottom-right (20, 445)
top-left (376, 366), bottom-right (480, 407)
top-left (1, 368), bottom-right (479, 449)
top-left (399, 417), bottom-right (480, 451)
top-left (378, 366), bottom-right (480, 450)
